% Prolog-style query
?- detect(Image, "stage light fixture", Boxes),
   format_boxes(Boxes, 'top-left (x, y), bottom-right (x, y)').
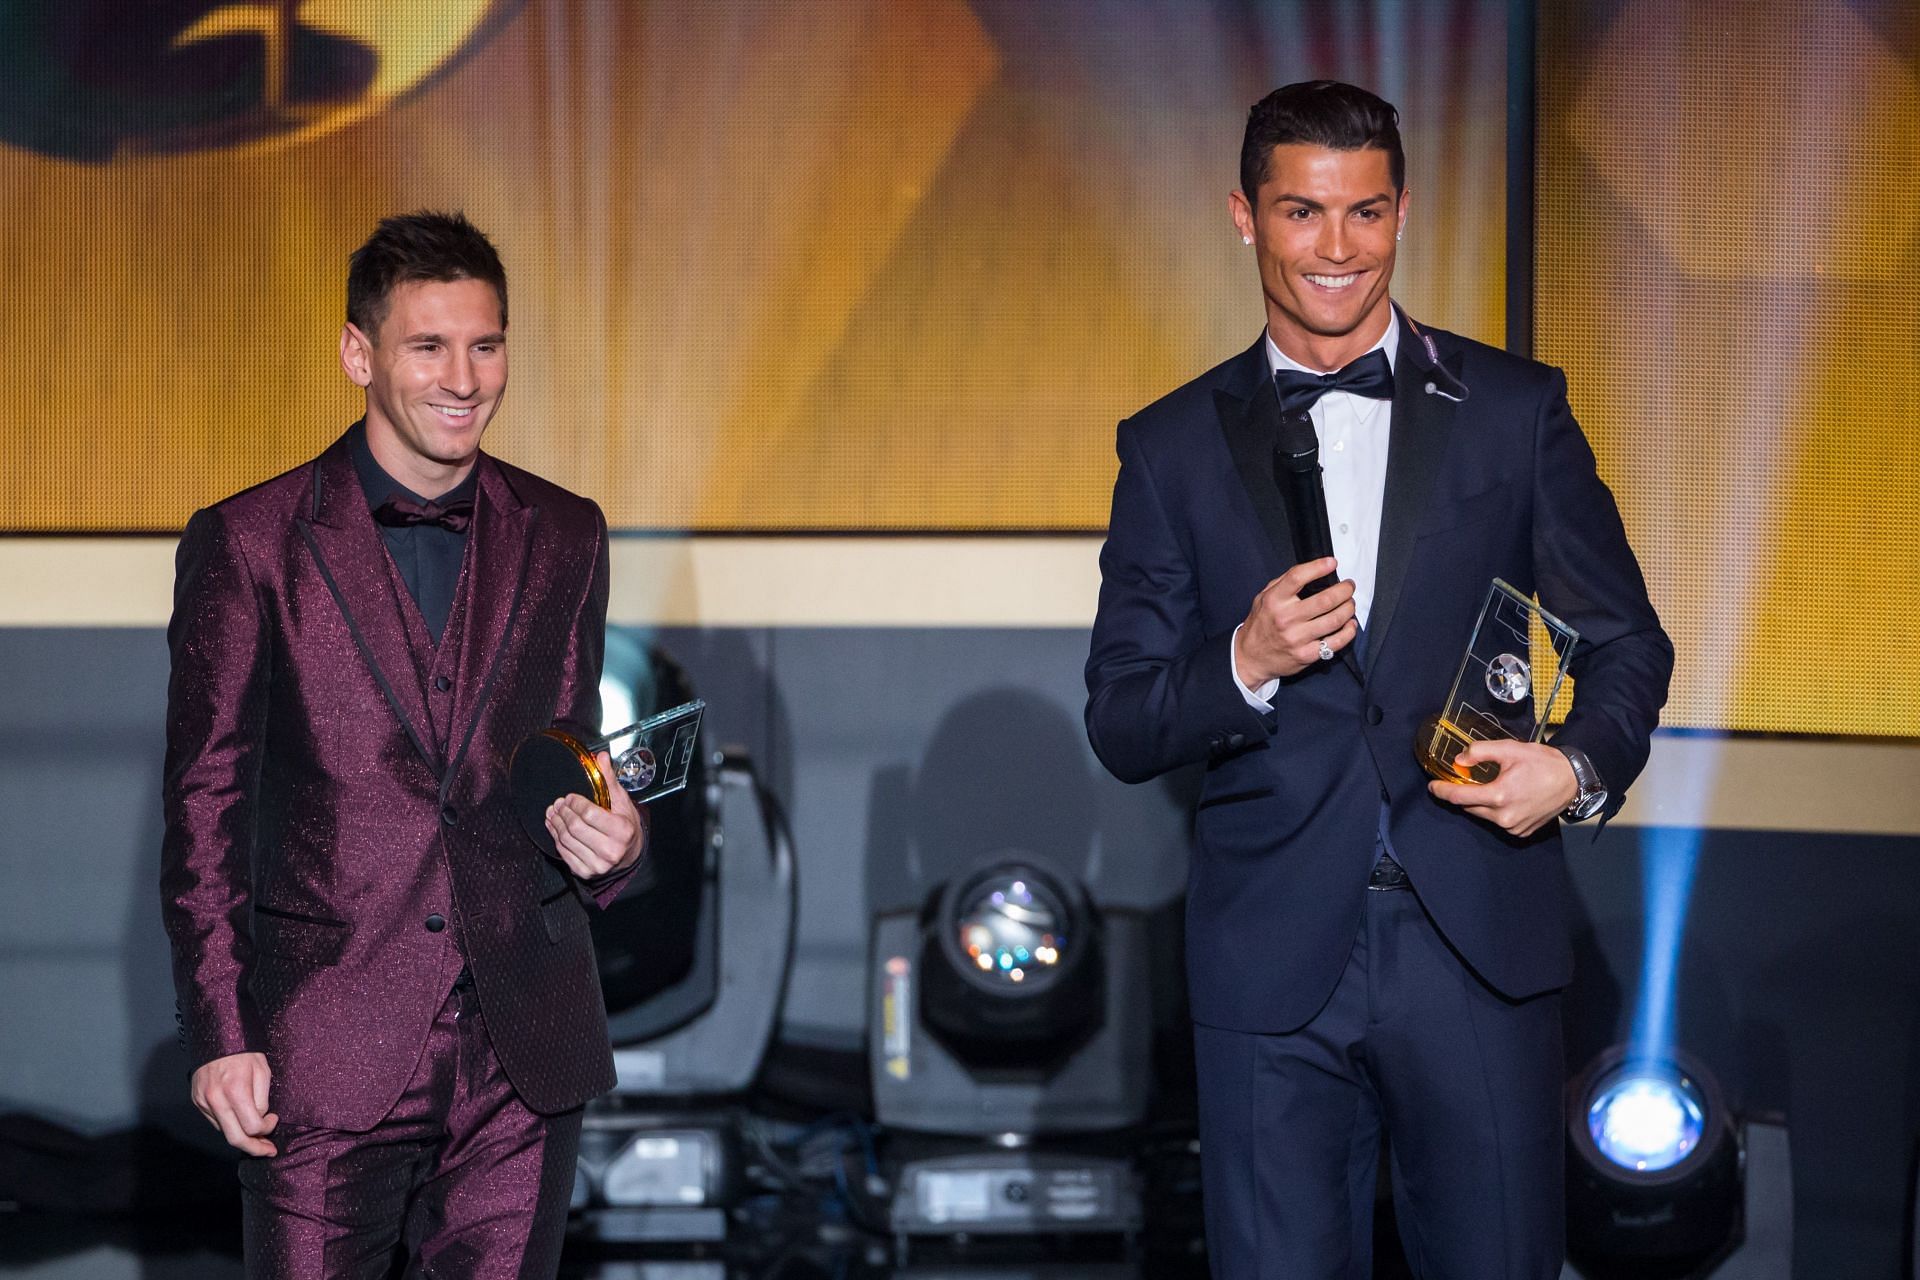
top-left (570, 636), bottom-right (799, 1247)
top-left (870, 855), bottom-right (1149, 1252)
top-left (917, 862), bottom-right (1105, 1065)
top-left (1564, 1045), bottom-right (1795, 1280)
top-left (1585, 1062), bottom-right (1707, 1175)
top-left (589, 637), bottom-right (723, 1030)
top-left (600, 1128), bottom-right (734, 1208)
top-left (572, 1115), bottom-right (740, 1244)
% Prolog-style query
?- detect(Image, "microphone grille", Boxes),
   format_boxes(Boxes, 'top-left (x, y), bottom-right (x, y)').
top-left (1274, 411), bottom-right (1319, 471)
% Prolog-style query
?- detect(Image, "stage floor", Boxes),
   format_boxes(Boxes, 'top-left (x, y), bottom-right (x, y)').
top-left (0, 1218), bottom-right (1206, 1280)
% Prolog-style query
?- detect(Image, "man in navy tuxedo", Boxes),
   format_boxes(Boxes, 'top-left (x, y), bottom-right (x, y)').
top-left (1084, 82), bottom-right (1671, 1277)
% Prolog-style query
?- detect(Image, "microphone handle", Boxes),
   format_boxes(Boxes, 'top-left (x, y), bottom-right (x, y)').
top-left (1274, 452), bottom-right (1340, 597)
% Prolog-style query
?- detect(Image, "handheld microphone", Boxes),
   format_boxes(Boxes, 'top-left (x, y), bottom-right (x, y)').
top-left (1272, 411), bottom-right (1340, 596)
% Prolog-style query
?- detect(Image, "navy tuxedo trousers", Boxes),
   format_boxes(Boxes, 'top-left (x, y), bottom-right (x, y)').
top-left (1192, 884), bottom-right (1565, 1280)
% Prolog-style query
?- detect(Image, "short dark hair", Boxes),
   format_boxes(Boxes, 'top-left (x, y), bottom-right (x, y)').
top-left (346, 210), bottom-right (507, 340)
top-left (1239, 81), bottom-right (1405, 203)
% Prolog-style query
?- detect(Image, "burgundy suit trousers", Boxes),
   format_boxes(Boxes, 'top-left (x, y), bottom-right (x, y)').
top-left (238, 979), bottom-right (582, 1279)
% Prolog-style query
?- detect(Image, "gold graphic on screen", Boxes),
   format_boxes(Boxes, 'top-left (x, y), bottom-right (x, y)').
top-left (1, 2), bottom-right (1509, 535)
top-left (0, 1), bottom-right (511, 163)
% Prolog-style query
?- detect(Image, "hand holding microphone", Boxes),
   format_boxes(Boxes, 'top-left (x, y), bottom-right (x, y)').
top-left (1236, 557), bottom-right (1358, 685)
top-left (1233, 408), bottom-right (1357, 686)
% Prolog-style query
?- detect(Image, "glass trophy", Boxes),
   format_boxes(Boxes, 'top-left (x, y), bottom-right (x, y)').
top-left (1414, 580), bottom-right (1577, 785)
top-left (510, 699), bottom-right (706, 857)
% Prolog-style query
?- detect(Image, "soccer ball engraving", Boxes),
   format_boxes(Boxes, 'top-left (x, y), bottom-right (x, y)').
top-left (615, 746), bottom-right (657, 791)
top-left (1486, 653), bottom-right (1531, 704)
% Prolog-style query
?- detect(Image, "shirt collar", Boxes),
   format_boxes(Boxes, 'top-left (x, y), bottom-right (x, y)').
top-left (348, 419), bottom-right (479, 510)
top-left (1264, 304), bottom-right (1399, 378)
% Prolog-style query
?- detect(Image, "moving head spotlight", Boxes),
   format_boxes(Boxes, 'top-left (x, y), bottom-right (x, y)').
top-left (873, 855), bottom-right (1146, 1133)
top-left (571, 638), bottom-right (798, 1246)
top-left (868, 694), bottom-right (1153, 1251)
top-left (1582, 1058), bottom-right (1718, 1178)
top-left (871, 856), bottom-right (1148, 1246)
top-left (918, 863), bottom-right (1104, 1068)
top-left (1566, 1044), bottom-right (1791, 1280)
top-left (590, 637), bottom-right (711, 1032)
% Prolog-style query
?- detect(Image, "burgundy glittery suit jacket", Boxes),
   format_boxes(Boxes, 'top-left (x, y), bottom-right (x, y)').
top-left (161, 430), bottom-right (631, 1130)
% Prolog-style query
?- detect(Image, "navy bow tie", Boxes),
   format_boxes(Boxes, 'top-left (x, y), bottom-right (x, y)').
top-left (373, 494), bottom-right (474, 534)
top-left (1273, 349), bottom-right (1394, 416)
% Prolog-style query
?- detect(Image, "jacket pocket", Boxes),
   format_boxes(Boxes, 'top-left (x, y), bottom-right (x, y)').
top-left (252, 905), bottom-right (350, 966)
top-left (540, 891), bottom-right (590, 944)
top-left (1195, 785), bottom-right (1277, 811)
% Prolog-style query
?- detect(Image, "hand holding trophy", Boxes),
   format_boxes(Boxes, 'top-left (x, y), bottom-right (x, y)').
top-left (1415, 580), bottom-right (1576, 785)
top-left (510, 699), bottom-right (706, 858)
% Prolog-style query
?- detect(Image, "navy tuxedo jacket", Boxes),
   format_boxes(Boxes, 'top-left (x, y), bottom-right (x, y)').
top-left (1085, 311), bottom-right (1672, 1033)
top-left (162, 431), bottom-right (632, 1129)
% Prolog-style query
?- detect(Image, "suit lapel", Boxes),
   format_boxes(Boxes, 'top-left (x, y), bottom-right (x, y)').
top-left (1215, 339), bottom-right (1360, 680)
top-left (444, 456), bottom-right (537, 786)
top-left (1215, 346), bottom-right (1298, 574)
top-left (295, 435), bottom-right (441, 774)
top-left (1365, 309), bottom-right (1464, 678)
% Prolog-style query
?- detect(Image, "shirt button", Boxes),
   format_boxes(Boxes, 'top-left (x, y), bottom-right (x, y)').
top-left (441, 805), bottom-right (458, 826)
top-left (434, 675), bottom-right (451, 692)
top-left (1333, 441), bottom-right (1345, 452)
top-left (425, 914), bottom-right (446, 933)
top-left (1339, 523), bottom-right (1350, 534)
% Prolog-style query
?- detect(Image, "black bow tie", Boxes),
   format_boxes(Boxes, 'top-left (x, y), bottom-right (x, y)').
top-left (1272, 349), bottom-right (1395, 416)
top-left (373, 494), bottom-right (474, 534)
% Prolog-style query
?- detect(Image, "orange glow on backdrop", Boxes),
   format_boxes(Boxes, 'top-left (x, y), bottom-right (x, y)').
top-left (1, 0), bottom-right (1507, 534)
top-left (1536, 0), bottom-right (1920, 737)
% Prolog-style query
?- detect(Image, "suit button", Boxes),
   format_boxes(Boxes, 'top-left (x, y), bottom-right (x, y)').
top-left (425, 914), bottom-right (446, 933)
top-left (434, 675), bottom-right (451, 692)
top-left (1227, 733), bottom-right (1246, 749)
top-left (1366, 705), bottom-right (1384, 725)
top-left (441, 805), bottom-right (458, 826)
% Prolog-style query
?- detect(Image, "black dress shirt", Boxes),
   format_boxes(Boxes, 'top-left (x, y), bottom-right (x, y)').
top-left (348, 421), bottom-right (475, 643)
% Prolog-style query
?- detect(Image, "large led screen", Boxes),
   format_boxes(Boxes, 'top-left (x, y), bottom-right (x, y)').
top-left (1, 1), bottom-right (1507, 532)
top-left (1535, 0), bottom-right (1920, 737)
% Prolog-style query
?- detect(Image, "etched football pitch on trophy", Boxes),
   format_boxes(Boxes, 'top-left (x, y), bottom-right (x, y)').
top-left (1415, 580), bottom-right (1577, 785)
top-left (510, 699), bottom-right (706, 857)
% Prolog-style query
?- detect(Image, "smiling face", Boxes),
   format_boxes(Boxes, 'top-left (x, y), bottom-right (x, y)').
top-left (1231, 142), bottom-right (1408, 370)
top-left (339, 277), bottom-right (507, 497)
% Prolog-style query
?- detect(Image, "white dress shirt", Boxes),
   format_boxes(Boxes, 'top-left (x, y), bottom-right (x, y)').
top-left (1233, 308), bottom-right (1399, 710)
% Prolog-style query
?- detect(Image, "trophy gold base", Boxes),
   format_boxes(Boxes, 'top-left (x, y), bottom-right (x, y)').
top-left (509, 729), bottom-right (611, 857)
top-left (507, 699), bottom-right (707, 858)
top-left (1415, 715), bottom-right (1501, 785)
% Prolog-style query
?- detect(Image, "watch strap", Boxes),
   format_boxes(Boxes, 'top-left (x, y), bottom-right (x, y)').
top-left (1555, 744), bottom-right (1608, 822)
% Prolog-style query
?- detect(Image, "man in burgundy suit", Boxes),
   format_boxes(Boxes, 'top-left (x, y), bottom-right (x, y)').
top-left (161, 211), bottom-right (647, 1277)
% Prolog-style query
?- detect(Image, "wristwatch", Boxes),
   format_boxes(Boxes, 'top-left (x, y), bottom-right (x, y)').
top-left (1555, 745), bottom-right (1608, 822)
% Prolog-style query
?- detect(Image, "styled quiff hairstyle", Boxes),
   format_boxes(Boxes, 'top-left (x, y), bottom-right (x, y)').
top-left (1239, 80), bottom-right (1406, 202)
top-left (346, 210), bottom-right (507, 341)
